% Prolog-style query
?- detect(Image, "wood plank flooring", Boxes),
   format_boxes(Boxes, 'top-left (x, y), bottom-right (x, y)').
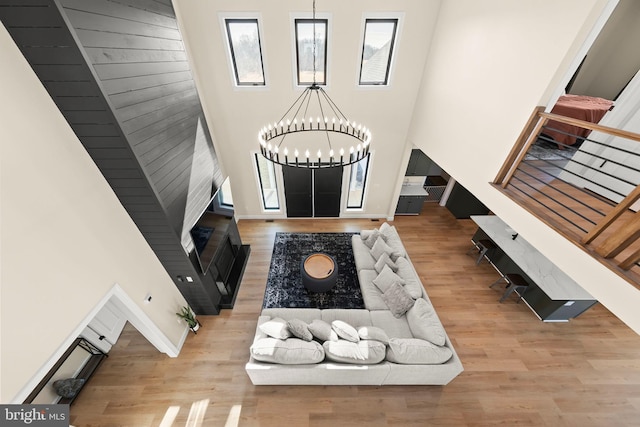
top-left (69, 204), bottom-right (640, 426)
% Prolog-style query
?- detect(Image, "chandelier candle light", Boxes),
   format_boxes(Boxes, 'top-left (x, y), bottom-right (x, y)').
top-left (258, 0), bottom-right (372, 169)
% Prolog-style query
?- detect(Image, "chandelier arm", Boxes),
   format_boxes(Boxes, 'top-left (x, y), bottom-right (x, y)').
top-left (313, 88), bottom-right (333, 151)
top-left (277, 86), bottom-right (311, 124)
top-left (318, 86), bottom-right (350, 122)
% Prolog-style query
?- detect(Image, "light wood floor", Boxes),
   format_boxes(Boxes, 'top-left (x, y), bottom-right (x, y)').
top-left (69, 204), bottom-right (640, 426)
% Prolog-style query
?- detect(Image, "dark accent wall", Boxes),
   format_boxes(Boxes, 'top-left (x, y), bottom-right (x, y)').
top-left (0, 0), bottom-right (226, 314)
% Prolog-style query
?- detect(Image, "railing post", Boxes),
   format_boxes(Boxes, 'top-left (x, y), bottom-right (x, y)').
top-left (494, 106), bottom-right (545, 185)
top-left (582, 185), bottom-right (640, 244)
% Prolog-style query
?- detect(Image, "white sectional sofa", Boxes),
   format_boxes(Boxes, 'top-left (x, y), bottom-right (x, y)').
top-left (245, 223), bottom-right (463, 385)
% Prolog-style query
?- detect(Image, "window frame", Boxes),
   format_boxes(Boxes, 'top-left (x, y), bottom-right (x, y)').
top-left (254, 153), bottom-right (281, 211)
top-left (358, 18), bottom-right (398, 86)
top-left (346, 153), bottom-right (371, 210)
top-left (294, 18), bottom-right (328, 86)
top-left (222, 16), bottom-right (267, 88)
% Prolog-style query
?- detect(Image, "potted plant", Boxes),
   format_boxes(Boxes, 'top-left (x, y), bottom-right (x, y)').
top-left (176, 306), bottom-right (200, 333)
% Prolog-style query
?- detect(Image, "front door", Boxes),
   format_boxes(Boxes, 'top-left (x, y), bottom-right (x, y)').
top-left (283, 166), bottom-right (342, 217)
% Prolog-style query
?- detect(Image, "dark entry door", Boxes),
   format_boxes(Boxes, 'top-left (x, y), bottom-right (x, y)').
top-left (283, 166), bottom-right (312, 217)
top-left (282, 166), bottom-right (342, 217)
top-left (313, 167), bottom-right (342, 217)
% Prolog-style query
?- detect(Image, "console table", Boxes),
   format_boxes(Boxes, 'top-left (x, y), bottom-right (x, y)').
top-left (471, 215), bottom-right (597, 321)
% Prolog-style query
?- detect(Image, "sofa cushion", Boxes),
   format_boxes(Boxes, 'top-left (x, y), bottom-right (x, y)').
top-left (395, 257), bottom-right (424, 299)
top-left (370, 236), bottom-right (396, 260)
top-left (331, 320), bottom-right (360, 342)
top-left (321, 309), bottom-right (373, 327)
top-left (361, 229), bottom-right (382, 249)
top-left (386, 338), bottom-right (453, 365)
top-left (259, 317), bottom-right (292, 339)
top-left (261, 308), bottom-right (323, 323)
top-left (406, 298), bottom-right (446, 346)
top-left (358, 270), bottom-right (389, 310)
top-left (374, 252), bottom-right (398, 273)
top-left (323, 339), bottom-right (386, 364)
top-left (307, 319), bottom-right (338, 342)
top-left (372, 264), bottom-right (406, 293)
top-left (381, 225), bottom-right (407, 259)
top-left (358, 326), bottom-right (390, 345)
top-left (287, 319), bottom-right (313, 342)
top-left (369, 310), bottom-right (414, 338)
top-left (382, 282), bottom-right (416, 318)
top-left (352, 235), bottom-right (377, 271)
top-left (251, 338), bottom-right (325, 364)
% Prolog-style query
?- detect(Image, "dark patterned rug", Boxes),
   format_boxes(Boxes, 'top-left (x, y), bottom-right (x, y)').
top-left (262, 232), bottom-right (364, 309)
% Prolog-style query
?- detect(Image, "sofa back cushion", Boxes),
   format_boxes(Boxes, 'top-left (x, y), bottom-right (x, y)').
top-left (251, 338), bottom-right (325, 364)
top-left (323, 340), bottom-right (386, 364)
top-left (406, 298), bottom-right (446, 346)
top-left (386, 338), bottom-right (452, 365)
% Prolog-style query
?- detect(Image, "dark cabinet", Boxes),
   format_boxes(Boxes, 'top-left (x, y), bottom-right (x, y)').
top-left (396, 195), bottom-right (427, 214)
top-left (406, 149), bottom-right (432, 176)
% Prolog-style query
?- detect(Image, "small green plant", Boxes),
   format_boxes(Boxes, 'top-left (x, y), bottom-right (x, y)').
top-left (176, 306), bottom-right (197, 329)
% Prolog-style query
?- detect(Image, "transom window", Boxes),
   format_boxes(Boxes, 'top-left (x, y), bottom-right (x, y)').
top-left (224, 19), bottom-right (265, 86)
top-left (359, 19), bottom-right (398, 86)
top-left (295, 19), bottom-right (327, 85)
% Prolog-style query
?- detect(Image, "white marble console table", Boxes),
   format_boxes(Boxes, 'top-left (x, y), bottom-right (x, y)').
top-left (471, 215), bottom-right (596, 321)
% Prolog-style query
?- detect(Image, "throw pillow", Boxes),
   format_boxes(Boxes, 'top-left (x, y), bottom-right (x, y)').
top-left (323, 339), bottom-right (386, 364)
top-left (258, 317), bottom-right (292, 340)
top-left (361, 229), bottom-right (381, 249)
top-left (374, 252), bottom-right (398, 274)
top-left (308, 319), bottom-right (338, 342)
top-left (379, 221), bottom-right (392, 236)
top-left (53, 378), bottom-right (85, 398)
top-left (406, 298), bottom-right (446, 346)
top-left (370, 236), bottom-right (394, 260)
top-left (385, 338), bottom-right (453, 364)
top-left (372, 264), bottom-right (406, 293)
top-left (287, 318), bottom-right (313, 342)
top-left (358, 326), bottom-right (390, 345)
top-left (381, 282), bottom-right (415, 318)
top-left (250, 338), bottom-right (325, 364)
top-left (331, 320), bottom-right (360, 342)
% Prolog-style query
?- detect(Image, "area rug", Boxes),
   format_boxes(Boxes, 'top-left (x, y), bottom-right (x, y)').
top-left (262, 232), bottom-right (364, 309)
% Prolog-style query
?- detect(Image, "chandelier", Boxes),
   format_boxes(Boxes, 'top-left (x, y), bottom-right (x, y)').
top-left (258, 1), bottom-right (371, 169)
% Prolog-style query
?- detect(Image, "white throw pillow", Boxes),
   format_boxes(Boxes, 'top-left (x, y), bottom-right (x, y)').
top-left (361, 229), bottom-right (381, 249)
top-left (406, 298), bottom-right (446, 346)
top-left (358, 326), bottom-right (390, 345)
top-left (251, 338), bottom-right (325, 364)
top-left (308, 319), bottom-right (338, 342)
top-left (370, 236), bottom-right (395, 260)
top-left (374, 252), bottom-right (398, 273)
top-left (385, 338), bottom-right (452, 364)
top-left (372, 264), bottom-right (406, 293)
top-left (286, 318), bottom-right (313, 342)
top-left (331, 320), bottom-right (360, 342)
top-left (381, 282), bottom-right (415, 318)
top-left (323, 339), bottom-right (386, 364)
top-left (258, 317), bottom-right (292, 339)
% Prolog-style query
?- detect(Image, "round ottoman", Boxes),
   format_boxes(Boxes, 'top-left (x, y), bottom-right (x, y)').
top-left (301, 253), bottom-right (338, 293)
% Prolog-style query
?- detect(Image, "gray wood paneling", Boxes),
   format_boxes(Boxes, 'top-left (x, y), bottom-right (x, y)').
top-left (0, 0), bottom-right (225, 314)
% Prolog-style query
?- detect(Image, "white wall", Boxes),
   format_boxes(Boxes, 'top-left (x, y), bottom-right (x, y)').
top-left (408, 0), bottom-right (640, 334)
top-left (173, 0), bottom-right (442, 219)
top-left (0, 24), bottom-right (189, 402)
